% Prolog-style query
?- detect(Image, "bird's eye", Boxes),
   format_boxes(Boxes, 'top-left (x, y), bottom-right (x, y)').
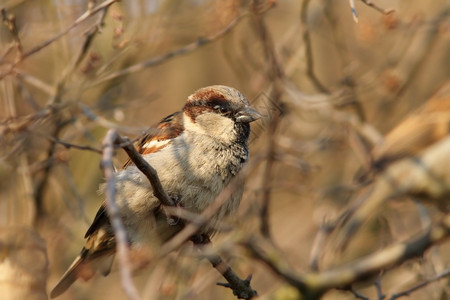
top-left (214, 105), bottom-right (229, 115)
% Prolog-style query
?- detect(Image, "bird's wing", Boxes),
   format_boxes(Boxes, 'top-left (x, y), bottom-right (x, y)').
top-left (82, 110), bottom-right (185, 259)
top-left (122, 111), bottom-right (184, 168)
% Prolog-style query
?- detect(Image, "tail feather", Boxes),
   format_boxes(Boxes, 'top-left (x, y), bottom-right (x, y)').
top-left (50, 251), bottom-right (115, 298)
top-left (50, 255), bottom-right (85, 298)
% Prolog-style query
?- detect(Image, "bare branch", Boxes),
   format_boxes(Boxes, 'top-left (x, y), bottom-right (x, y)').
top-left (193, 236), bottom-right (258, 300)
top-left (32, 2), bottom-right (113, 223)
top-left (24, 0), bottom-right (117, 59)
top-left (343, 287), bottom-right (370, 300)
top-left (244, 214), bottom-right (450, 297)
top-left (160, 160), bottom-right (257, 255)
top-left (300, 0), bottom-right (329, 93)
top-left (349, 0), bottom-right (395, 23)
top-left (251, 2), bottom-right (286, 239)
top-left (101, 129), bottom-right (141, 300)
top-left (113, 134), bottom-right (175, 207)
top-left (0, 0), bottom-right (118, 79)
top-left (44, 134), bottom-right (102, 154)
top-left (1, 9), bottom-right (23, 58)
top-left (388, 268), bottom-right (450, 300)
top-left (89, 12), bottom-right (247, 87)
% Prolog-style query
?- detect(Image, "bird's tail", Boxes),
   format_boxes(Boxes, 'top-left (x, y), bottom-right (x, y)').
top-left (50, 248), bottom-right (115, 298)
top-left (50, 254), bottom-right (85, 298)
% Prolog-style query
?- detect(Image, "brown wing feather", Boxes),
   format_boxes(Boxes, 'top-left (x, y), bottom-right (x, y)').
top-left (84, 111), bottom-right (184, 258)
top-left (85, 205), bottom-right (108, 238)
top-left (122, 111), bottom-right (184, 168)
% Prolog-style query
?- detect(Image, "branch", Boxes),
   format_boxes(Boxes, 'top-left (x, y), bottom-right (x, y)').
top-left (252, 1), bottom-right (286, 239)
top-left (192, 236), bottom-right (258, 300)
top-left (89, 11), bottom-right (247, 87)
top-left (388, 268), bottom-right (450, 300)
top-left (32, 2), bottom-right (113, 223)
top-left (160, 163), bottom-right (254, 255)
top-left (113, 134), bottom-right (175, 207)
top-left (244, 214), bottom-right (450, 298)
top-left (1, 9), bottom-right (23, 58)
top-left (44, 134), bottom-right (102, 153)
top-left (101, 129), bottom-right (141, 300)
top-left (0, 0), bottom-right (118, 79)
top-left (348, 0), bottom-right (395, 23)
top-left (300, 0), bottom-right (329, 93)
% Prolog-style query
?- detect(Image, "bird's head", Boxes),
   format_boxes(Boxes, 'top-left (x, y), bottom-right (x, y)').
top-left (183, 85), bottom-right (261, 144)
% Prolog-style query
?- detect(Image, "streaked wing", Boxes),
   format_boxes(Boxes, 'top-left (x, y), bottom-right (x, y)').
top-left (122, 111), bottom-right (184, 168)
top-left (85, 110), bottom-right (184, 250)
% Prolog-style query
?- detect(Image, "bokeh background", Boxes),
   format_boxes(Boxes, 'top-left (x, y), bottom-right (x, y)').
top-left (1, 0), bottom-right (449, 299)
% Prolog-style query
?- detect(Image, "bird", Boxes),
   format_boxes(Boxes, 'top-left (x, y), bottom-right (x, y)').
top-left (50, 85), bottom-right (261, 298)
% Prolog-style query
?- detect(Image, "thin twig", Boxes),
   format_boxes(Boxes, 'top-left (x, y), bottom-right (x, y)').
top-left (349, 0), bottom-right (395, 23)
top-left (88, 12), bottom-right (247, 87)
top-left (244, 213), bottom-right (450, 297)
top-left (374, 275), bottom-right (385, 300)
top-left (393, 7), bottom-right (449, 98)
top-left (360, 0), bottom-right (395, 15)
top-left (102, 129), bottom-right (141, 300)
top-left (252, 3), bottom-right (285, 239)
top-left (160, 159), bottom-right (258, 255)
top-left (16, 71), bottom-right (55, 96)
top-left (388, 268), bottom-right (450, 300)
top-left (44, 134), bottom-right (102, 153)
top-left (1, 9), bottom-right (23, 57)
top-left (113, 134), bottom-right (175, 207)
top-left (0, 0), bottom-right (118, 79)
top-left (193, 237), bottom-right (257, 300)
top-left (79, 103), bottom-right (147, 135)
top-left (32, 2), bottom-right (113, 223)
top-left (349, 0), bottom-right (359, 23)
top-left (300, 0), bottom-right (329, 93)
top-left (347, 288), bottom-right (370, 300)
top-left (156, 154), bottom-right (263, 286)
top-left (33, 113), bottom-right (65, 221)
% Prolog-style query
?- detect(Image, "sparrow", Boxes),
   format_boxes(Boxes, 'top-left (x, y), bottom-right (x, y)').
top-left (50, 85), bottom-right (261, 298)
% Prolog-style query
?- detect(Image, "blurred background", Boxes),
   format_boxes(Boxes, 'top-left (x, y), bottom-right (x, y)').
top-left (0, 0), bottom-right (449, 299)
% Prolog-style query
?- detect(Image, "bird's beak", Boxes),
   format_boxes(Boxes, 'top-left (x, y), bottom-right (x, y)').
top-left (236, 106), bottom-right (262, 123)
